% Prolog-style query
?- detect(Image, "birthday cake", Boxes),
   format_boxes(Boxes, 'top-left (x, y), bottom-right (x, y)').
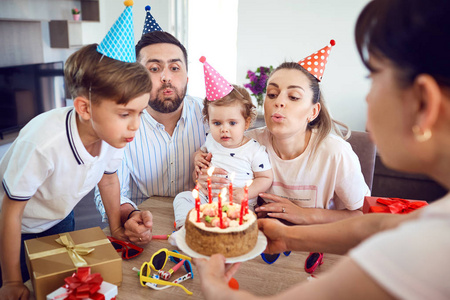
top-left (184, 202), bottom-right (258, 257)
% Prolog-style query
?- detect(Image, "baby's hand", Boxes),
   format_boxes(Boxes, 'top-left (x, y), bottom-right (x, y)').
top-left (194, 151), bottom-right (212, 179)
top-left (233, 187), bottom-right (245, 204)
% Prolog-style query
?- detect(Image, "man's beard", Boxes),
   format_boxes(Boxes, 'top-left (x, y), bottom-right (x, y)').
top-left (148, 84), bottom-right (187, 113)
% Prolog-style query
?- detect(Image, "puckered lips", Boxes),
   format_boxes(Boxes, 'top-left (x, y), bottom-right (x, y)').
top-left (271, 112), bottom-right (285, 123)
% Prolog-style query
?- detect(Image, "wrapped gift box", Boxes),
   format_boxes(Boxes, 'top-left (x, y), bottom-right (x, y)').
top-left (47, 278), bottom-right (117, 300)
top-left (25, 227), bottom-right (122, 300)
top-left (363, 196), bottom-right (428, 214)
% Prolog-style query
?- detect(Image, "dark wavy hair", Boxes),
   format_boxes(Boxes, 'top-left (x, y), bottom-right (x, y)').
top-left (355, 0), bottom-right (450, 88)
top-left (135, 31), bottom-right (188, 71)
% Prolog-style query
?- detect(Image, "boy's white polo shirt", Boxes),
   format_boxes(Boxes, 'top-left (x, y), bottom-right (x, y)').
top-left (0, 107), bottom-right (123, 233)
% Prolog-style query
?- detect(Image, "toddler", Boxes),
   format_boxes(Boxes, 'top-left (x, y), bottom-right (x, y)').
top-left (173, 57), bottom-right (273, 228)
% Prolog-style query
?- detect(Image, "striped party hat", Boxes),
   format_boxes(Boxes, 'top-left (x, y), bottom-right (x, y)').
top-left (142, 5), bottom-right (163, 35)
top-left (199, 56), bottom-right (233, 101)
top-left (298, 40), bottom-right (336, 82)
top-left (97, 1), bottom-right (136, 63)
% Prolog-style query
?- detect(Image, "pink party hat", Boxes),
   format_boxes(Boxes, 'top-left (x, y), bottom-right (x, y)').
top-left (298, 40), bottom-right (336, 82)
top-left (199, 56), bottom-right (233, 101)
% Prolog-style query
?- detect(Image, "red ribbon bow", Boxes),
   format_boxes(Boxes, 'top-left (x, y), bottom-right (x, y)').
top-left (56, 267), bottom-right (104, 300)
top-left (372, 198), bottom-right (428, 214)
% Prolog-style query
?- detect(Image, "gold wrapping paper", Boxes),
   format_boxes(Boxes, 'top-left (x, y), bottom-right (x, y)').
top-left (25, 227), bottom-right (122, 300)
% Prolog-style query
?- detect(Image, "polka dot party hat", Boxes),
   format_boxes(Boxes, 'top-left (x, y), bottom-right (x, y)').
top-left (199, 56), bottom-right (233, 101)
top-left (298, 39), bottom-right (336, 82)
top-left (97, 1), bottom-right (136, 63)
top-left (142, 5), bottom-right (163, 35)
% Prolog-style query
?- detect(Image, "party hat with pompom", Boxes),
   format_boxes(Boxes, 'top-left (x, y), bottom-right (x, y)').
top-left (142, 5), bottom-right (163, 35)
top-left (97, 0), bottom-right (136, 62)
top-left (298, 40), bottom-right (336, 82)
top-left (199, 56), bottom-right (233, 101)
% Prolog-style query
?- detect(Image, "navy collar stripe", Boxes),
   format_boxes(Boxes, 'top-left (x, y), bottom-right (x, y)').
top-left (65, 109), bottom-right (84, 165)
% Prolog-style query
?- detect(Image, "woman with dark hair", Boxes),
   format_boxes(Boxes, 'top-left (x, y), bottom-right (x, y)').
top-left (193, 0), bottom-right (450, 298)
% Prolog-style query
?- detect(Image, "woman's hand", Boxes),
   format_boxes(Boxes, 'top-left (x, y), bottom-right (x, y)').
top-left (0, 281), bottom-right (30, 300)
top-left (257, 218), bottom-right (290, 254)
top-left (193, 254), bottom-right (241, 299)
top-left (255, 193), bottom-right (308, 225)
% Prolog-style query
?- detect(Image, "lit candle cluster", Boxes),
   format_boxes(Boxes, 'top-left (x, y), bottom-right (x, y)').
top-left (192, 168), bottom-right (252, 228)
top-left (239, 180), bottom-right (253, 225)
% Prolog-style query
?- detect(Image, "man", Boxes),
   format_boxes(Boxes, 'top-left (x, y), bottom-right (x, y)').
top-left (95, 31), bottom-right (208, 245)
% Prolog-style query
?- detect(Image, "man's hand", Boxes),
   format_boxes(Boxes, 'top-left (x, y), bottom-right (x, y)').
top-left (124, 210), bottom-right (153, 246)
top-left (197, 167), bottom-right (229, 197)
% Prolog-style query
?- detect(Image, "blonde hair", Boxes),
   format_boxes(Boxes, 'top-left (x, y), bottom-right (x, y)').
top-left (202, 84), bottom-right (257, 127)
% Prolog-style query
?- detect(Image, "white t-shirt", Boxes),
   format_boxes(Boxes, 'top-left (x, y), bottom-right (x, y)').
top-left (201, 134), bottom-right (272, 206)
top-left (350, 193), bottom-right (450, 299)
top-left (246, 127), bottom-right (369, 210)
top-left (0, 107), bottom-right (123, 233)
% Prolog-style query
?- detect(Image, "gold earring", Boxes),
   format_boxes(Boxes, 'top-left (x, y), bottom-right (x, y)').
top-left (412, 125), bottom-right (432, 142)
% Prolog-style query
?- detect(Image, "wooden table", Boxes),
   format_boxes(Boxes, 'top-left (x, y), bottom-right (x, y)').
top-left (109, 196), bottom-right (344, 299)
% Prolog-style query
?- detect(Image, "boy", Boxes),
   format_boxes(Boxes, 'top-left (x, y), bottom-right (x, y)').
top-left (0, 3), bottom-right (152, 298)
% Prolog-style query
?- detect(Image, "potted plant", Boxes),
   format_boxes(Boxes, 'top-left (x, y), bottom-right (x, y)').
top-left (244, 66), bottom-right (273, 112)
top-left (72, 8), bottom-right (81, 21)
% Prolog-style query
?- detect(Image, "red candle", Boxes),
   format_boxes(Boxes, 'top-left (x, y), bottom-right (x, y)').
top-left (244, 180), bottom-right (252, 214)
top-left (218, 190), bottom-right (223, 229)
top-left (229, 172), bottom-right (235, 205)
top-left (207, 177), bottom-right (212, 203)
top-left (193, 186), bottom-right (200, 222)
top-left (207, 167), bottom-right (215, 204)
top-left (239, 201), bottom-right (244, 225)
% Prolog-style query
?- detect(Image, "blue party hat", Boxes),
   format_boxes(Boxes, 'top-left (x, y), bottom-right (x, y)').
top-left (97, 1), bottom-right (136, 63)
top-left (142, 5), bottom-right (163, 35)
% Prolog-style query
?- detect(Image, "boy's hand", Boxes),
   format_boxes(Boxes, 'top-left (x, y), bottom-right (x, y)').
top-left (0, 281), bottom-right (30, 300)
top-left (124, 210), bottom-right (153, 246)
